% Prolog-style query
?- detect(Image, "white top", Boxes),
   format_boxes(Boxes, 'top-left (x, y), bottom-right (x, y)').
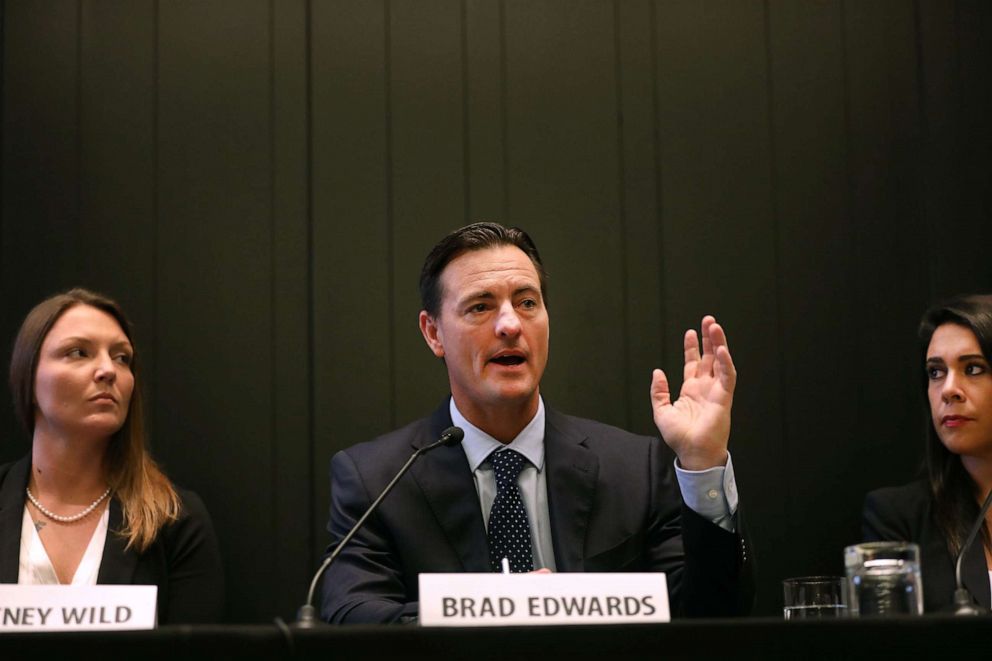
top-left (18, 505), bottom-right (109, 585)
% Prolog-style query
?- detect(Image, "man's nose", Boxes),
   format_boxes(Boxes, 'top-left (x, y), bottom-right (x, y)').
top-left (494, 303), bottom-right (521, 337)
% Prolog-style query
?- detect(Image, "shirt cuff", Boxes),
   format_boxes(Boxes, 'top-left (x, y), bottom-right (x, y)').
top-left (674, 453), bottom-right (738, 532)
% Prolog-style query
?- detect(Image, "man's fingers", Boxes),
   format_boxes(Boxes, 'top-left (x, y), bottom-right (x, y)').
top-left (714, 344), bottom-right (737, 392)
top-left (651, 368), bottom-right (672, 407)
top-left (708, 318), bottom-right (729, 352)
top-left (682, 329), bottom-right (700, 383)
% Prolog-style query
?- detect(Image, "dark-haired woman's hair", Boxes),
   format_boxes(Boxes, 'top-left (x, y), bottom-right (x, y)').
top-left (9, 288), bottom-right (179, 552)
top-left (419, 221), bottom-right (548, 317)
top-left (918, 294), bottom-right (992, 556)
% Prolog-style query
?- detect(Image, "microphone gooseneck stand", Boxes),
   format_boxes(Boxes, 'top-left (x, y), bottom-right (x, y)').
top-left (294, 426), bottom-right (465, 627)
top-left (953, 487), bottom-right (992, 616)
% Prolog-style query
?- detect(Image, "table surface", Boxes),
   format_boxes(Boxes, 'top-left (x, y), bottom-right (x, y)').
top-left (1, 615), bottom-right (987, 660)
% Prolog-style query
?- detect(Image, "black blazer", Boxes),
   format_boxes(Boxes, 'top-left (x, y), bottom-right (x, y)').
top-left (320, 401), bottom-right (753, 623)
top-left (863, 479), bottom-right (991, 613)
top-left (0, 456), bottom-right (225, 624)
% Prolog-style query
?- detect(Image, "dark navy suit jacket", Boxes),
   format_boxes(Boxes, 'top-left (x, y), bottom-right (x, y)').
top-left (321, 401), bottom-right (753, 623)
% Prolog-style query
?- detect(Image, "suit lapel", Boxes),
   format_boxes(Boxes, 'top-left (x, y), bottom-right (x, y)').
top-left (0, 457), bottom-right (31, 583)
top-left (409, 401), bottom-right (490, 572)
top-left (96, 497), bottom-right (138, 584)
top-left (544, 408), bottom-right (598, 572)
top-left (960, 536), bottom-right (991, 608)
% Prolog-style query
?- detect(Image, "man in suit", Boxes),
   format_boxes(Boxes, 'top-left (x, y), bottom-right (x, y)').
top-left (321, 222), bottom-right (752, 623)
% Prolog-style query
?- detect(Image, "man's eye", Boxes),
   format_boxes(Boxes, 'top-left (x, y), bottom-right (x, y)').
top-left (520, 299), bottom-right (537, 309)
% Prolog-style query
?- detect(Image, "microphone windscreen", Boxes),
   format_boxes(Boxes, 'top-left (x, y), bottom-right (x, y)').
top-left (439, 426), bottom-right (465, 447)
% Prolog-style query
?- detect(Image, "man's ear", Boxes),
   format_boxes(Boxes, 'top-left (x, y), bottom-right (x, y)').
top-left (419, 310), bottom-right (445, 358)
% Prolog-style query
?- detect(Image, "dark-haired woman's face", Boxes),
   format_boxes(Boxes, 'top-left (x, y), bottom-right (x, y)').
top-left (926, 323), bottom-right (992, 458)
top-left (33, 305), bottom-right (134, 441)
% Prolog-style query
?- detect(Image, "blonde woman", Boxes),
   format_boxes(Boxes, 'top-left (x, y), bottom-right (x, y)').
top-left (0, 288), bottom-right (224, 623)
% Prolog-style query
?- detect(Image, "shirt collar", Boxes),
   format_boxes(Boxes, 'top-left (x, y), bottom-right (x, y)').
top-left (450, 396), bottom-right (546, 472)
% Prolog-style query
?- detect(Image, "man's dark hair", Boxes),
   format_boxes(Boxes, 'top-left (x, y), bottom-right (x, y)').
top-left (917, 294), bottom-right (992, 556)
top-left (419, 222), bottom-right (548, 317)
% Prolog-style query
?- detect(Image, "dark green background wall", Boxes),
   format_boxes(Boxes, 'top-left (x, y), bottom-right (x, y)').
top-left (1, 0), bottom-right (989, 620)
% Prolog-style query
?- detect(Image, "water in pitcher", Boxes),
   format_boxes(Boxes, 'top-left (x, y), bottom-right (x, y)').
top-left (849, 559), bottom-right (923, 616)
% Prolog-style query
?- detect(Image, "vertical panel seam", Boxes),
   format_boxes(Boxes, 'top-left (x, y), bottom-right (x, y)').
top-left (268, 0), bottom-right (279, 584)
top-left (649, 0), bottom-right (666, 371)
top-left (911, 0), bottom-right (935, 301)
top-left (385, 0), bottom-right (396, 428)
top-left (0, 1), bottom-right (5, 269)
top-left (762, 0), bottom-right (791, 530)
top-left (460, 0), bottom-right (470, 223)
top-left (838, 0), bottom-right (862, 475)
top-left (498, 0), bottom-right (508, 219)
top-left (152, 0), bottom-right (160, 445)
top-left (75, 0), bottom-right (83, 277)
top-left (305, 0), bottom-right (316, 566)
top-left (951, 0), bottom-right (963, 300)
top-left (612, 0), bottom-right (632, 429)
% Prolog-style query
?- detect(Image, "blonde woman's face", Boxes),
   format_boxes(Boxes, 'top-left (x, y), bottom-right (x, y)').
top-left (33, 305), bottom-right (134, 441)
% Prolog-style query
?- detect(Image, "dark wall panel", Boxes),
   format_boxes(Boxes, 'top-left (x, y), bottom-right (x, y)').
top-left (271, 0), bottom-right (312, 619)
top-left (767, 0), bottom-right (858, 595)
top-left (844, 0), bottom-right (929, 483)
top-left (156, 1), bottom-right (275, 622)
top-left (504, 0), bottom-right (628, 427)
top-left (616, 0), bottom-right (665, 435)
top-left (3, 0), bottom-right (991, 622)
top-left (1, 2), bottom-right (79, 305)
top-left (1, 2), bottom-right (80, 455)
top-left (465, 0), bottom-right (506, 220)
top-left (389, 0), bottom-right (467, 425)
top-left (78, 0), bottom-right (157, 423)
top-left (654, 1), bottom-right (783, 611)
top-left (922, 0), bottom-right (992, 298)
top-left (310, 0), bottom-right (392, 557)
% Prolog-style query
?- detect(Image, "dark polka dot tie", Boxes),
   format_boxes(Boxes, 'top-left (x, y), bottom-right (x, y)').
top-left (487, 449), bottom-right (534, 573)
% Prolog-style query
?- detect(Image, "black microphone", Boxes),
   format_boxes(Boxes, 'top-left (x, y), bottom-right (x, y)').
top-left (953, 487), bottom-right (992, 615)
top-left (295, 426), bottom-right (465, 627)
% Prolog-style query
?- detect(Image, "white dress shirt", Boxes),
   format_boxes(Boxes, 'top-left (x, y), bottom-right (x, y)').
top-left (451, 396), bottom-right (738, 571)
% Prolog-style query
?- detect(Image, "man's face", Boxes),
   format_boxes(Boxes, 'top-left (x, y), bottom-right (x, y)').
top-left (420, 245), bottom-right (550, 420)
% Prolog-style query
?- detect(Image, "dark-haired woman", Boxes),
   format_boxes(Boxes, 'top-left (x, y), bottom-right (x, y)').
top-left (0, 288), bottom-right (224, 624)
top-left (864, 294), bottom-right (992, 612)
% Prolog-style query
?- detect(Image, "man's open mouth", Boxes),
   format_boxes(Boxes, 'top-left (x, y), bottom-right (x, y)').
top-left (490, 355), bottom-right (525, 366)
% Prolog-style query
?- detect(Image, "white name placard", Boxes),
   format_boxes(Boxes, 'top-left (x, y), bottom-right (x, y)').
top-left (419, 572), bottom-right (669, 627)
top-left (0, 585), bottom-right (157, 631)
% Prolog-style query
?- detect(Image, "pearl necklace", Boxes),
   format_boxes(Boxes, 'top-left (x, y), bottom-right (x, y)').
top-left (26, 486), bottom-right (111, 523)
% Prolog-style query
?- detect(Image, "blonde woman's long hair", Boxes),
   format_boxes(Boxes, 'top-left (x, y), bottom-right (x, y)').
top-left (9, 288), bottom-right (179, 552)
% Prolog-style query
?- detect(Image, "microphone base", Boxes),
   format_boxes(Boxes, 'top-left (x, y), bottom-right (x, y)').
top-left (953, 588), bottom-right (988, 616)
top-left (294, 604), bottom-right (327, 628)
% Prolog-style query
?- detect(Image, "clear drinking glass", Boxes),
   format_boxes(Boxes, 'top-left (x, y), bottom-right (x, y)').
top-left (844, 542), bottom-right (923, 616)
top-left (782, 576), bottom-right (848, 619)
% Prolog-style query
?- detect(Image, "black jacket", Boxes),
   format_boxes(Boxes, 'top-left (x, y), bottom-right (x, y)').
top-left (863, 479), bottom-right (991, 613)
top-left (0, 456), bottom-right (225, 624)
